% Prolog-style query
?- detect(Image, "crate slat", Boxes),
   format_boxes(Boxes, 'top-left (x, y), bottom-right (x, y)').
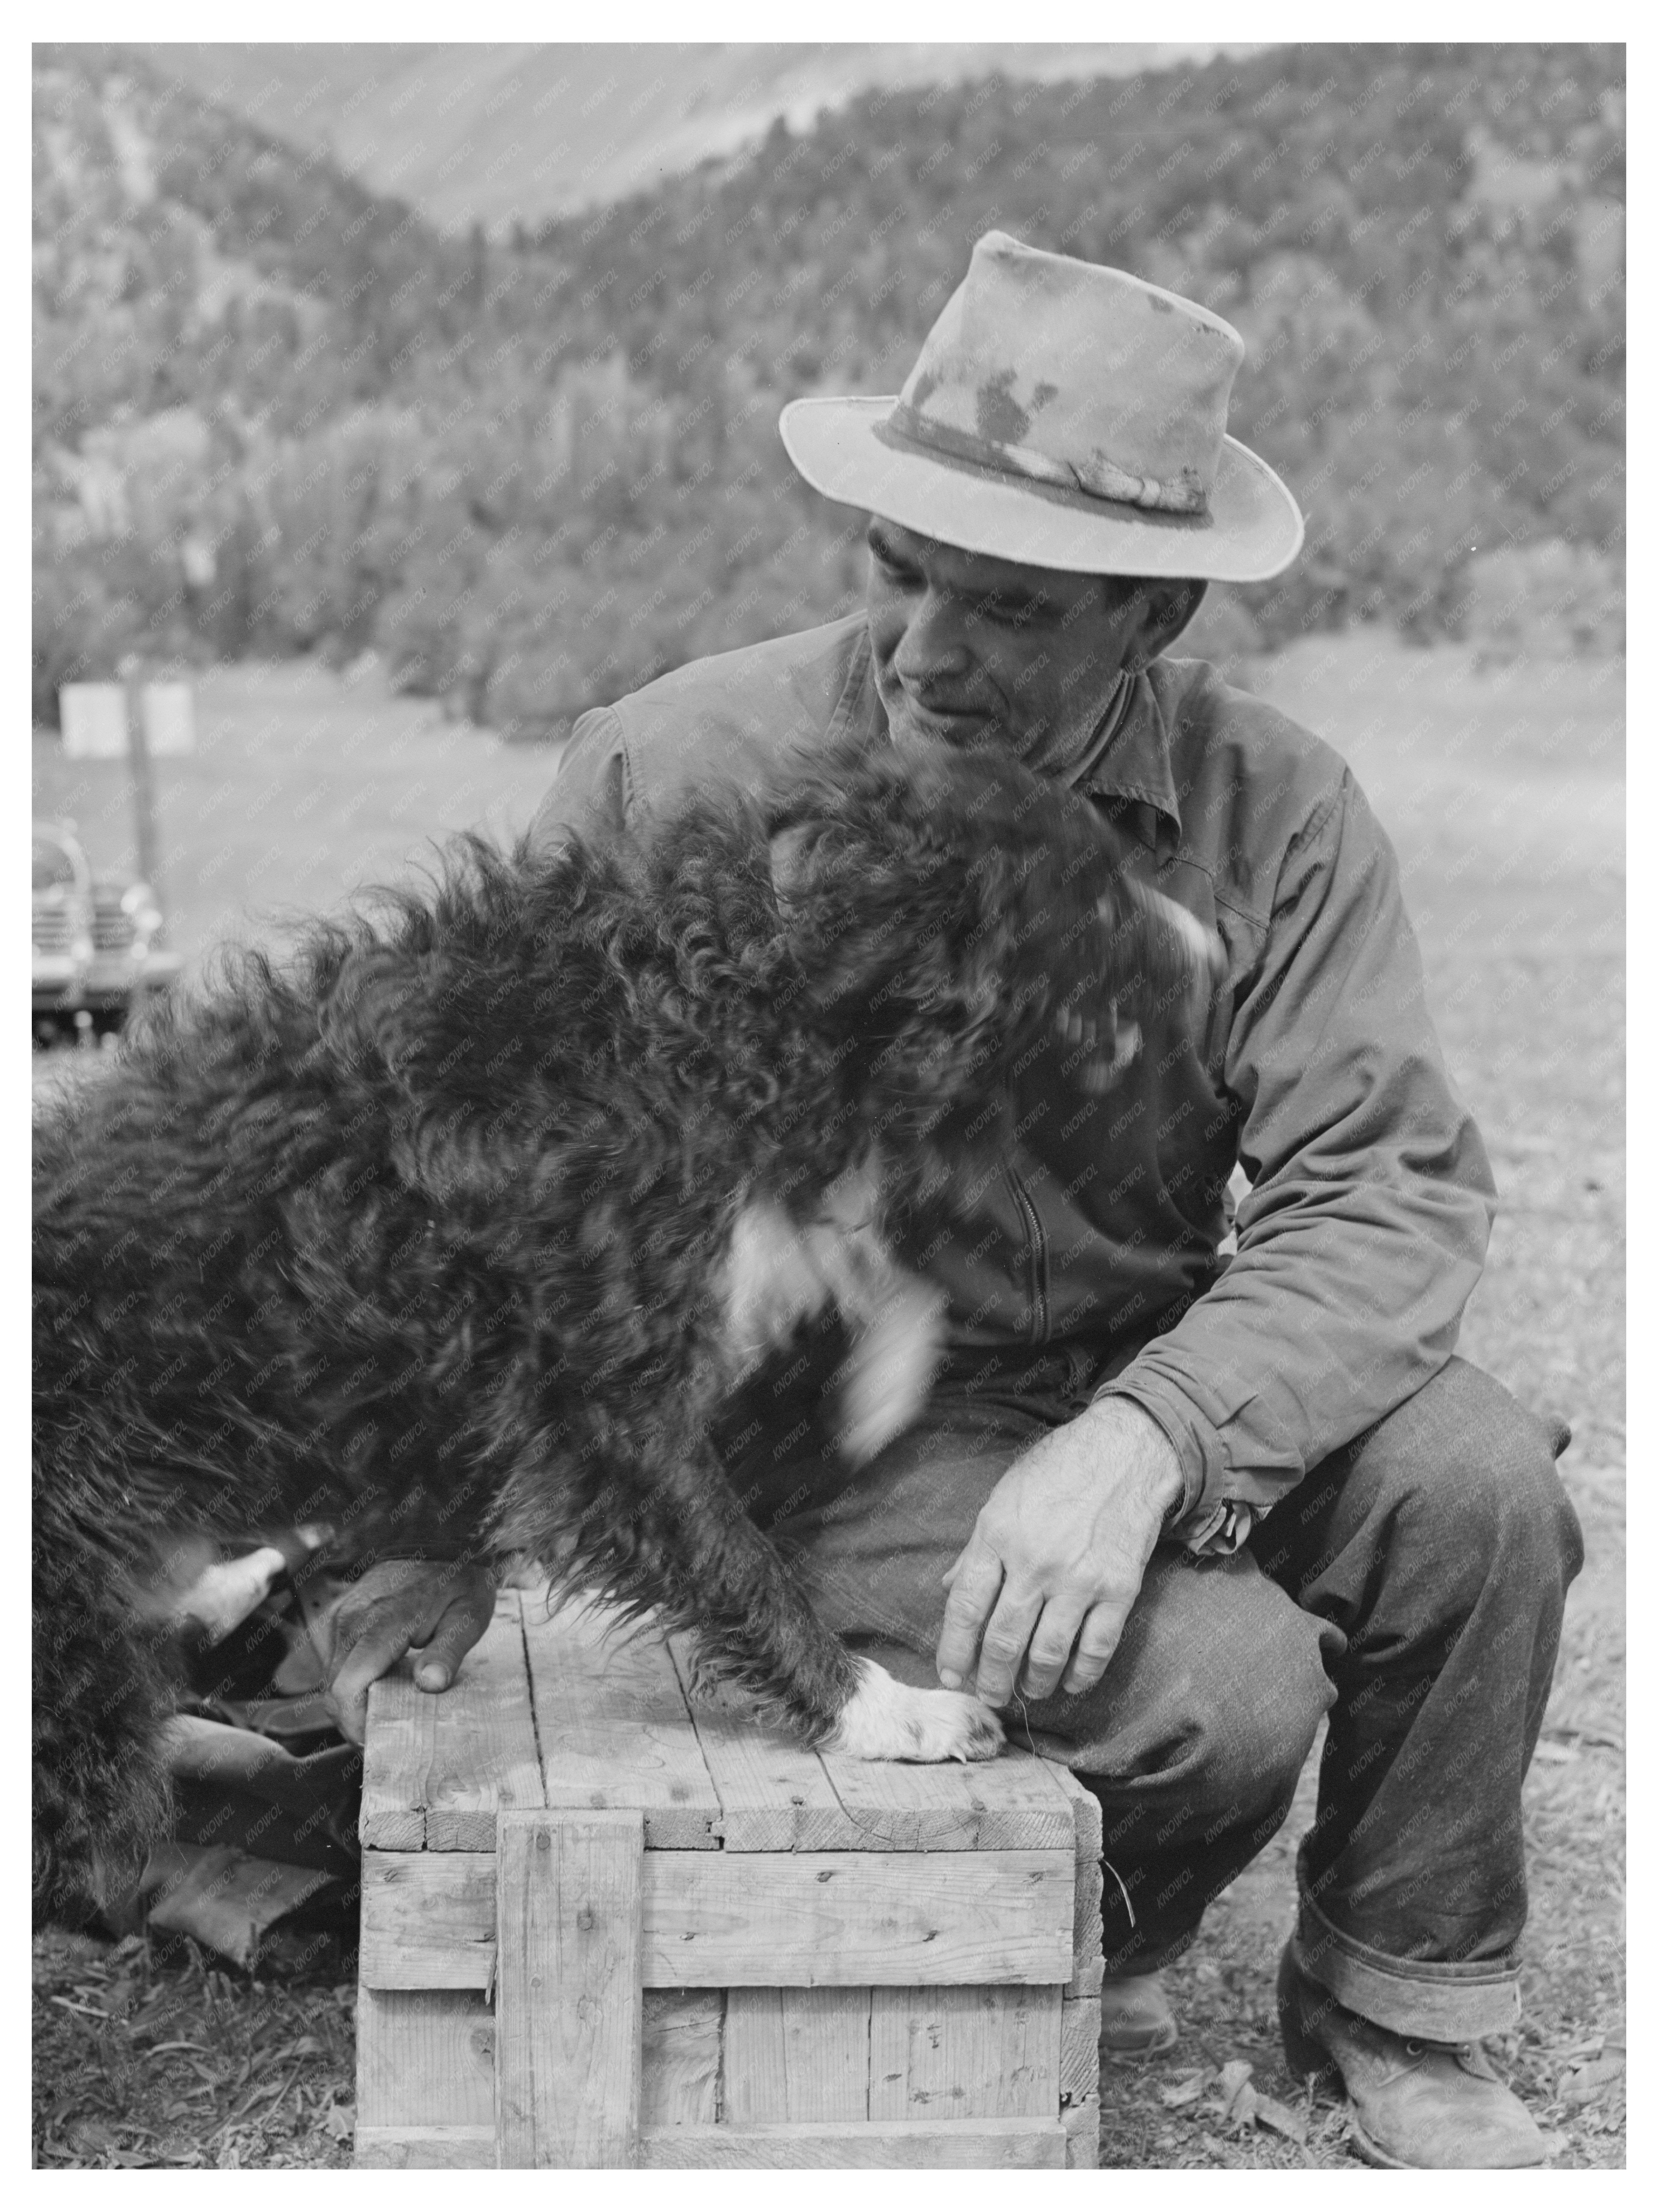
top-left (640, 1991), bottom-right (723, 2128)
top-left (360, 1590), bottom-right (545, 1850)
top-left (355, 2125), bottom-right (495, 2168)
top-left (868, 1986), bottom-right (1062, 2120)
top-left (1061, 2090), bottom-right (1102, 2170)
top-left (725, 1988), bottom-right (872, 2122)
top-left (637, 2119), bottom-right (1067, 2168)
top-left (361, 1852), bottom-right (500, 1988)
top-left (666, 1634), bottom-right (864, 1850)
top-left (522, 1600), bottom-right (722, 1847)
top-left (362, 1847), bottom-right (1074, 1989)
top-left (1051, 1764), bottom-right (1106, 1992)
top-left (355, 1988), bottom-right (494, 2127)
top-left (495, 1809), bottom-right (644, 2168)
top-left (818, 1737), bottom-right (1077, 1852)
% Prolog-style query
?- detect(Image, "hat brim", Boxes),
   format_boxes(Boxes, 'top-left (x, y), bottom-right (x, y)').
top-left (780, 397), bottom-right (1304, 583)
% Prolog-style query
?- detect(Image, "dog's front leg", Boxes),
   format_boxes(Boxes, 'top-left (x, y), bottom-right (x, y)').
top-left (645, 1453), bottom-right (1002, 1766)
top-left (824, 1652), bottom-right (1005, 1764)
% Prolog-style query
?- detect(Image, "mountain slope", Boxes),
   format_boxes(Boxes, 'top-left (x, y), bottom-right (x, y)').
top-left (143, 41), bottom-right (1255, 231)
top-left (34, 43), bottom-right (1625, 736)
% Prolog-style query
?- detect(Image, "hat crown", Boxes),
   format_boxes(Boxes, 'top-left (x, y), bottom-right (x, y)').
top-left (889, 231), bottom-right (1245, 517)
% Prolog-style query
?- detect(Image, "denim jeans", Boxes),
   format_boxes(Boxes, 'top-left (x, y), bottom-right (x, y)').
top-left (716, 1337), bottom-right (1583, 2043)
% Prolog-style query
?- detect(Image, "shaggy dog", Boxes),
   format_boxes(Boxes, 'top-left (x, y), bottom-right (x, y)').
top-left (33, 736), bottom-right (1212, 1918)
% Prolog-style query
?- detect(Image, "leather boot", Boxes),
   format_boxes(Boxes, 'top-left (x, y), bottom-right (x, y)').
top-left (1098, 1969), bottom-right (1178, 2056)
top-left (1277, 1941), bottom-right (1545, 2168)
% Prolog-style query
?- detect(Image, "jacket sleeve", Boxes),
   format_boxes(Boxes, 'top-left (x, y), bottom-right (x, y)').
top-left (1098, 768), bottom-right (1496, 1546)
top-left (524, 706), bottom-right (630, 852)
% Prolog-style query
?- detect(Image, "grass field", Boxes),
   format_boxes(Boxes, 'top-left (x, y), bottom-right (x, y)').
top-left (32, 635), bottom-right (1625, 2169)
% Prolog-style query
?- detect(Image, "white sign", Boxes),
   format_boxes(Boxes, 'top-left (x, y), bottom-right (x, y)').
top-left (59, 682), bottom-right (129, 759)
top-left (141, 682), bottom-right (196, 757)
top-left (59, 680), bottom-right (197, 758)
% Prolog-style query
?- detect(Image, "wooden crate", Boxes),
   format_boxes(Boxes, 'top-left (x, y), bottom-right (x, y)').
top-left (355, 1590), bottom-right (1103, 2169)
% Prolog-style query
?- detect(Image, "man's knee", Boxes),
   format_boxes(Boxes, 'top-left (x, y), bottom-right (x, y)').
top-left (1070, 1552), bottom-right (1335, 1809)
top-left (1331, 1360), bottom-right (1583, 1594)
top-left (1197, 1573), bottom-right (1336, 1805)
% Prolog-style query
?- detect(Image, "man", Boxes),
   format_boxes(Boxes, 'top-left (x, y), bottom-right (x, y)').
top-left (336, 232), bottom-right (1581, 2168)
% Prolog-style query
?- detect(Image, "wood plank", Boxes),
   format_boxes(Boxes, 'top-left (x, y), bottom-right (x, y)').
top-left (1062, 2092), bottom-right (1102, 2171)
top-left (666, 1634), bottom-right (859, 1850)
top-left (867, 1987), bottom-right (1062, 2121)
top-left (355, 1988), bottom-right (494, 2129)
top-left (638, 2119), bottom-right (1066, 2168)
top-left (1059, 1995), bottom-right (1103, 2104)
top-left (725, 1988), bottom-right (871, 2122)
top-left (1050, 1763), bottom-right (1106, 1992)
top-left (522, 1599), bottom-right (721, 1848)
top-left (642, 1991), bottom-right (723, 2129)
top-left (818, 1743), bottom-right (1076, 1852)
top-left (360, 1590), bottom-right (545, 1850)
top-left (360, 1852), bottom-right (498, 1989)
top-left (360, 1848), bottom-right (1074, 1990)
top-left (647, 1848), bottom-right (1073, 1988)
top-left (495, 1809), bottom-right (644, 2168)
top-left (355, 2125), bottom-right (495, 2169)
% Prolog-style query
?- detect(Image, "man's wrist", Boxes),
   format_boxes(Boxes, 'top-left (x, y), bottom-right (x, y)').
top-left (1075, 1394), bottom-right (1185, 1517)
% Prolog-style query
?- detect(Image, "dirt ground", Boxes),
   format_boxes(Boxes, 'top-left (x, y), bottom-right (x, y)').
top-left (32, 637), bottom-right (1624, 2169)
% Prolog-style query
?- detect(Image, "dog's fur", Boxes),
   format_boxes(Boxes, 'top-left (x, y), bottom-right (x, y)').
top-left (33, 736), bottom-right (1209, 1917)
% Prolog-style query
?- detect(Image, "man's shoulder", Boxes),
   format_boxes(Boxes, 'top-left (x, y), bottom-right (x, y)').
top-left (534, 616), bottom-right (875, 848)
top-left (1152, 656), bottom-right (1357, 912)
top-left (603, 614), bottom-right (873, 790)
top-left (1155, 655), bottom-right (1352, 811)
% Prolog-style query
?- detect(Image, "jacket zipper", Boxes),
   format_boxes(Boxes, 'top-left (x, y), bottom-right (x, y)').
top-left (1004, 1157), bottom-right (1049, 1343)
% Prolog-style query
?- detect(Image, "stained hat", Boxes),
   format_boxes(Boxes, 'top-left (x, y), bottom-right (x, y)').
top-left (780, 230), bottom-right (1303, 582)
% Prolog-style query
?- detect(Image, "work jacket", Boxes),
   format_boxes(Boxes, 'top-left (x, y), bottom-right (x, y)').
top-left (527, 614), bottom-right (1494, 1549)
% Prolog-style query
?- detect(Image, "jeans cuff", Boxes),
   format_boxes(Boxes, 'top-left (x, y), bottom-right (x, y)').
top-left (1295, 1874), bottom-right (1522, 2043)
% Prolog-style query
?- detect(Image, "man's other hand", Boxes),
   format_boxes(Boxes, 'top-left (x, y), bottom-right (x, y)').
top-left (936, 1399), bottom-right (1183, 1706)
top-left (320, 1559), bottom-right (498, 1744)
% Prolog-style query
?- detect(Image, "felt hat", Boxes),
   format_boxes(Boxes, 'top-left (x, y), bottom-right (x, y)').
top-left (780, 230), bottom-right (1303, 582)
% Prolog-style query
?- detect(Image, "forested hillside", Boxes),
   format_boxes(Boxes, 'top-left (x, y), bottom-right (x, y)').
top-left (145, 43), bottom-right (1234, 233)
top-left (34, 42), bottom-right (1624, 737)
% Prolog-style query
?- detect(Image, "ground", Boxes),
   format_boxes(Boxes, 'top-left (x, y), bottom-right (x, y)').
top-left (31, 636), bottom-right (1624, 2169)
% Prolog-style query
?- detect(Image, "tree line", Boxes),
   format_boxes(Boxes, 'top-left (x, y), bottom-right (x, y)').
top-left (33, 41), bottom-right (1624, 735)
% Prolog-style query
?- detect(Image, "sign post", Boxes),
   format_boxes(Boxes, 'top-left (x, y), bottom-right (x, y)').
top-left (59, 678), bottom-right (194, 926)
top-left (124, 676), bottom-right (161, 905)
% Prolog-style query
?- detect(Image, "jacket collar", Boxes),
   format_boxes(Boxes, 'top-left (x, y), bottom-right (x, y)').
top-left (1079, 669), bottom-right (1183, 848)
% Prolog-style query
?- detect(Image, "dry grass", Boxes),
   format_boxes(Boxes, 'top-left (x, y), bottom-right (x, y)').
top-left (32, 637), bottom-right (1624, 2169)
top-left (31, 1930), bottom-right (356, 2169)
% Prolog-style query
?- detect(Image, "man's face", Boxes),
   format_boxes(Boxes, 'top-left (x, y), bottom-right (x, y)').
top-left (864, 518), bottom-right (1150, 775)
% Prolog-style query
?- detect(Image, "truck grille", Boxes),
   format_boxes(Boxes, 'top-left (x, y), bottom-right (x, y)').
top-left (92, 898), bottom-right (134, 952)
top-left (33, 902), bottom-right (72, 952)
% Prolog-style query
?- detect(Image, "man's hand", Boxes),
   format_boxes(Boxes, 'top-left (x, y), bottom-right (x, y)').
top-left (936, 1399), bottom-right (1183, 1706)
top-left (318, 1560), bottom-right (498, 1744)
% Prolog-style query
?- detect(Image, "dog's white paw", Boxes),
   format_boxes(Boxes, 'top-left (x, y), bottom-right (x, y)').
top-left (825, 1657), bottom-right (1003, 1763)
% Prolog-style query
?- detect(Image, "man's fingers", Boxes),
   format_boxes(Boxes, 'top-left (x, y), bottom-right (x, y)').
top-left (326, 1607), bottom-right (426, 1745)
top-left (324, 1568), bottom-right (500, 1736)
top-left (1059, 1599), bottom-right (1131, 1698)
top-left (936, 1536), bottom-right (1005, 1689)
top-left (412, 1572), bottom-right (499, 1692)
top-left (1016, 1599), bottom-right (1089, 1703)
top-left (970, 1583), bottom-right (1045, 1709)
